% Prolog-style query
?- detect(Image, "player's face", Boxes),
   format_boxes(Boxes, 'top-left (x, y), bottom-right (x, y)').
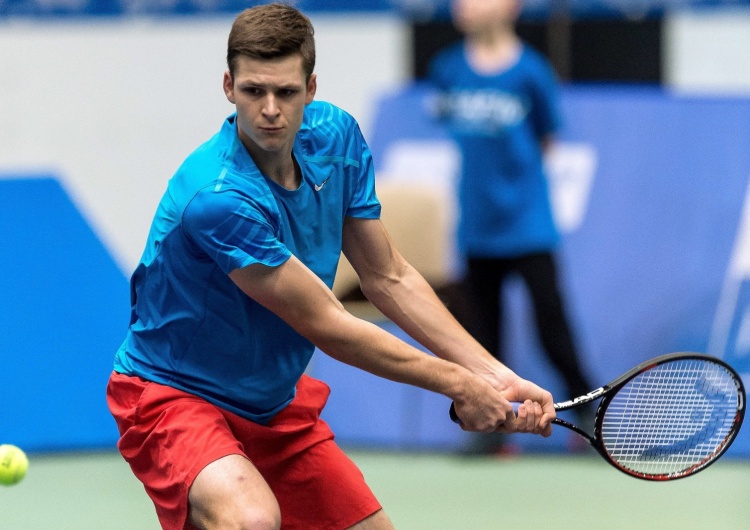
top-left (451, 0), bottom-right (520, 34)
top-left (223, 54), bottom-right (316, 157)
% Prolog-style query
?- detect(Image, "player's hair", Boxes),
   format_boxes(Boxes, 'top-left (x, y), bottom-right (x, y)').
top-left (227, 3), bottom-right (316, 81)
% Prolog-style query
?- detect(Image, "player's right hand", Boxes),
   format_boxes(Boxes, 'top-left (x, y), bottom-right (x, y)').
top-left (451, 377), bottom-right (515, 433)
top-left (451, 374), bottom-right (554, 436)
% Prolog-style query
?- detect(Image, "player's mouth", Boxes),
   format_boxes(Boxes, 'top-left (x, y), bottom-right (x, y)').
top-left (259, 126), bottom-right (284, 135)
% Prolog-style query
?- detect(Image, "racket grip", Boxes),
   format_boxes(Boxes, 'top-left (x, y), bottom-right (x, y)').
top-left (449, 402), bottom-right (460, 424)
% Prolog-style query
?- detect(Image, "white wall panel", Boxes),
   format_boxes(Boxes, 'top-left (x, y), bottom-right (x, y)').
top-left (665, 8), bottom-right (750, 94)
top-left (0, 15), bottom-right (409, 273)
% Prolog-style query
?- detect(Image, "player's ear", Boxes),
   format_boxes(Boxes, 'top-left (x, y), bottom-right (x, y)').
top-left (223, 70), bottom-right (236, 104)
top-left (305, 73), bottom-right (317, 104)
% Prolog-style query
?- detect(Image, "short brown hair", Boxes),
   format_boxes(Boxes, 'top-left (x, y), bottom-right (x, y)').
top-left (227, 3), bottom-right (316, 80)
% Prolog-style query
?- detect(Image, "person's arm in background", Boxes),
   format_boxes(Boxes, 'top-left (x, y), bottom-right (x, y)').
top-left (541, 134), bottom-right (555, 155)
top-left (341, 216), bottom-right (555, 435)
top-left (530, 51), bottom-right (563, 156)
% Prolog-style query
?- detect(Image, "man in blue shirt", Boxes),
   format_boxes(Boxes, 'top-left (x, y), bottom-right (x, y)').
top-left (107, 4), bottom-right (556, 529)
top-left (429, 0), bottom-right (593, 455)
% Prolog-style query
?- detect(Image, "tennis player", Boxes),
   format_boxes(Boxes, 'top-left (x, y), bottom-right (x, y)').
top-left (106, 4), bottom-right (555, 529)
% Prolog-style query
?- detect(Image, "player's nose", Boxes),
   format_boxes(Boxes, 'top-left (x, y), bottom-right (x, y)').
top-left (262, 95), bottom-right (280, 117)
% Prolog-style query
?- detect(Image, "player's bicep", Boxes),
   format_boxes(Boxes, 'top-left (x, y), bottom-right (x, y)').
top-left (341, 217), bottom-right (406, 292)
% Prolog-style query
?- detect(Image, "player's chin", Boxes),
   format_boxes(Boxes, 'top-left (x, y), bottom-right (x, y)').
top-left (253, 132), bottom-right (289, 151)
top-left (256, 139), bottom-right (287, 152)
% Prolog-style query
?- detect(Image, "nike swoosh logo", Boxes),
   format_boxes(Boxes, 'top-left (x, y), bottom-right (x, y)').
top-left (314, 175), bottom-right (331, 192)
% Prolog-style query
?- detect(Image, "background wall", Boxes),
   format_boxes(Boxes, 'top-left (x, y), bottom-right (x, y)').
top-left (666, 9), bottom-right (750, 93)
top-left (0, 14), bottom-right (410, 274)
top-left (2, 2), bottom-right (750, 456)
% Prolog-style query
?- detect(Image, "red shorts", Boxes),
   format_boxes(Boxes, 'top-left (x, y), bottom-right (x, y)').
top-left (106, 372), bottom-right (381, 530)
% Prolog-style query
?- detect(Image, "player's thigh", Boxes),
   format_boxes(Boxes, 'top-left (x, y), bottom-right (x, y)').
top-left (262, 436), bottom-right (383, 529)
top-left (346, 508), bottom-right (394, 530)
top-left (188, 454), bottom-right (280, 530)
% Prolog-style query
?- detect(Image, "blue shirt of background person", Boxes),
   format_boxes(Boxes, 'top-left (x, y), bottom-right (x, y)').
top-left (428, 42), bottom-right (562, 258)
top-left (114, 102), bottom-right (381, 425)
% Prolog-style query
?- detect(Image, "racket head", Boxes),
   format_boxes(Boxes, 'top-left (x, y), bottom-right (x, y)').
top-left (593, 352), bottom-right (745, 481)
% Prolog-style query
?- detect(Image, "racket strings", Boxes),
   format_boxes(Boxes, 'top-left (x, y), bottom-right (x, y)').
top-left (600, 359), bottom-right (740, 478)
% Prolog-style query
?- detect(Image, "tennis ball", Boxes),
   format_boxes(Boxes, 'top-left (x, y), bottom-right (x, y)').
top-left (0, 444), bottom-right (28, 486)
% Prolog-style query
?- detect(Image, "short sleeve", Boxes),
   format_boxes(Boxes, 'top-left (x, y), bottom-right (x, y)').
top-left (527, 53), bottom-right (562, 139)
top-left (345, 123), bottom-right (381, 220)
top-left (182, 186), bottom-right (291, 274)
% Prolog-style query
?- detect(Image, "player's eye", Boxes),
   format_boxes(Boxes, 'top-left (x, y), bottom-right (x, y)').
top-left (242, 86), bottom-right (263, 96)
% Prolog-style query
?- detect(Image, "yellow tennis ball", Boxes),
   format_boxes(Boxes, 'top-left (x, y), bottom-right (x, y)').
top-left (0, 444), bottom-right (28, 486)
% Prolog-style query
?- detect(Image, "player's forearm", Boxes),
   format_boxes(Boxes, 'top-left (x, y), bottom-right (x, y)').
top-left (308, 306), bottom-right (477, 400)
top-left (315, 312), bottom-right (518, 432)
top-left (363, 264), bottom-right (501, 375)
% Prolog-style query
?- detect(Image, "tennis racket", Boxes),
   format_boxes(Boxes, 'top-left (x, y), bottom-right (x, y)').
top-left (449, 352), bottom-right (745, 480)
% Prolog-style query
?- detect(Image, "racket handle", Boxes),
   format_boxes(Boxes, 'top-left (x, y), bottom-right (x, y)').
top-left (449, 402), bottom-right (460, 423)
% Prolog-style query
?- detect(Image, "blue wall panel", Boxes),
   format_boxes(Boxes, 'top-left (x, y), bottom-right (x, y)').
top-left (0, 176), bottom-right (129, 452)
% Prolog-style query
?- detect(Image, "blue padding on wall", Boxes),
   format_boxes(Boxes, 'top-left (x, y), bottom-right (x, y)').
top-left (555, 88), bottom-right (750, 372)
top-left (0, 176), bottom-right (129, 452)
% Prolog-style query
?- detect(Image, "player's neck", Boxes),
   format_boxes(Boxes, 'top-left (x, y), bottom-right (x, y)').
top-left (267, 157), bottom-right (300, 191)
top-left (239, 137), bottom-right (300, 190)
top-left (252, 150), bottom-right (301, 191)
top-left (465, 27), bottom-right (521, 75)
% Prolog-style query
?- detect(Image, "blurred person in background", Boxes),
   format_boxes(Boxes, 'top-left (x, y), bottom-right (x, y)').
top-left (428, 0), bottom-right (593, 455)
top-left (106, 3), bottom-right (556, 529)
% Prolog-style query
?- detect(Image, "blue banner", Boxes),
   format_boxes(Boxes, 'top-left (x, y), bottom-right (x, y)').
top-left (0, 0), bottom-right (391, 17)
top-left (404, 0), bottom-right (750, 20)
top-left (1, 0), bottom-right (748, 18)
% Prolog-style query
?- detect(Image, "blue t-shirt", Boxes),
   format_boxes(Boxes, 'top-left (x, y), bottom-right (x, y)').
top-left (428, 43), bottom-right (561, 258)
top-left (114, 101), bottom-right (381, 424)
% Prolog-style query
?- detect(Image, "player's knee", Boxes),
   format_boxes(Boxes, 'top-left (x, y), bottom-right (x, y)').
top-left (235, 505), bottom-right (281, 530)
top-left (191, 502), bottom-right (281, 530)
